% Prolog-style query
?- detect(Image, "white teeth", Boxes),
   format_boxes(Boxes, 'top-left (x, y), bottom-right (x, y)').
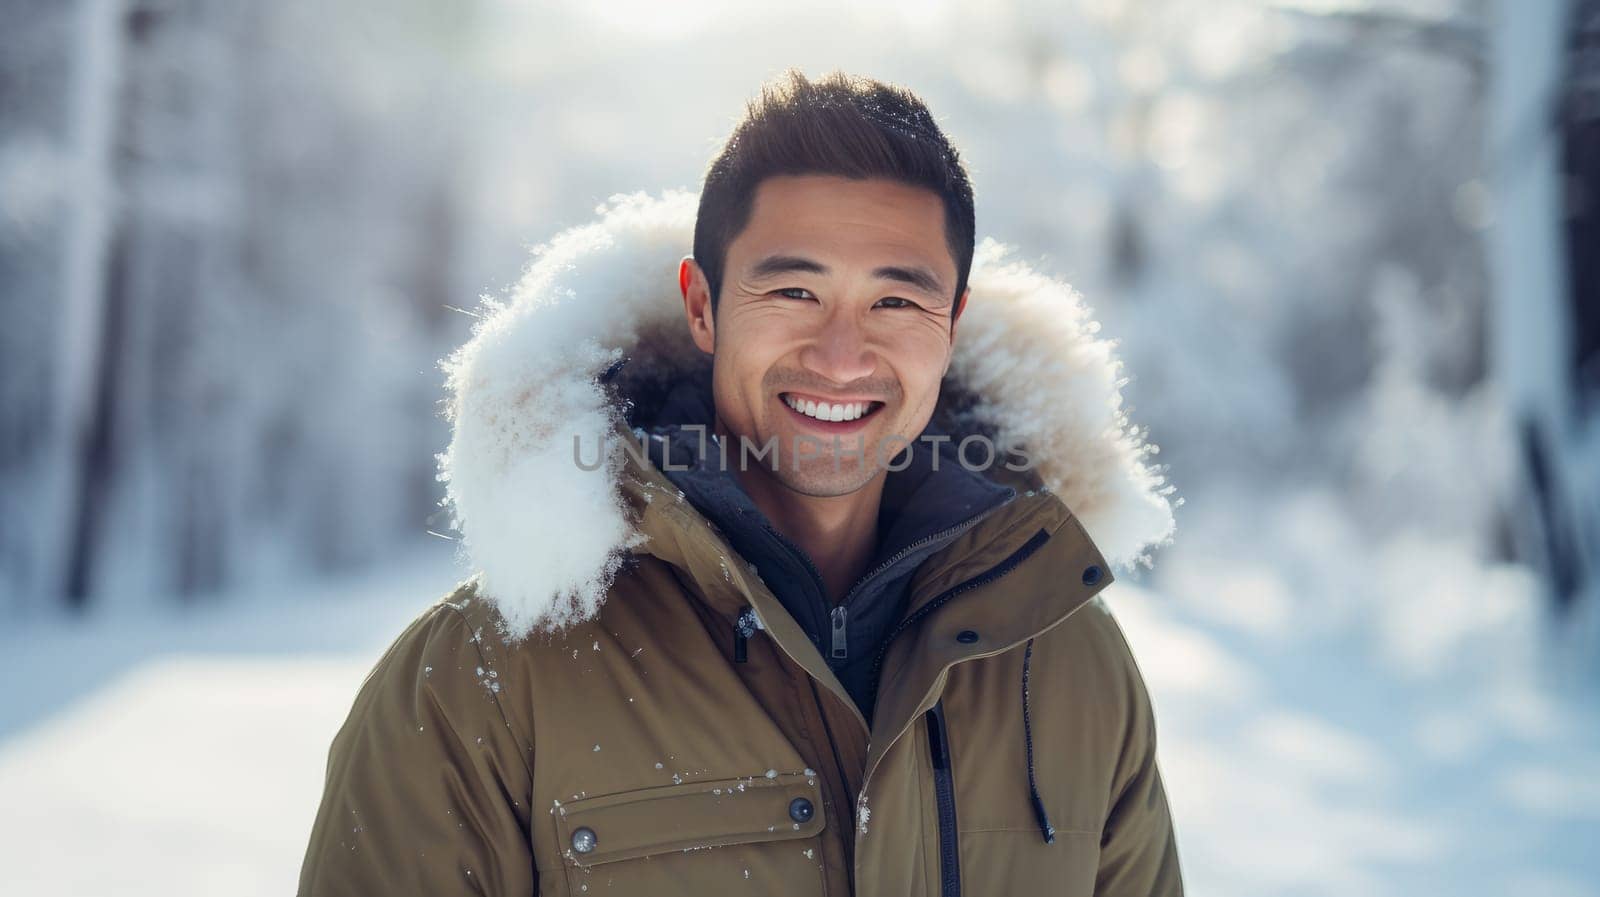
top-left (784, 394), bottom-right (873, 422)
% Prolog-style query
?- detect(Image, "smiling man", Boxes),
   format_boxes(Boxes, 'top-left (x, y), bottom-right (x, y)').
top-left (299, 69), bottom-right (1183, 896)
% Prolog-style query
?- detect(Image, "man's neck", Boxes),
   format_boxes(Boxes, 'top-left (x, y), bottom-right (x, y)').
top-left (718, 424), bottom-right (886, 606)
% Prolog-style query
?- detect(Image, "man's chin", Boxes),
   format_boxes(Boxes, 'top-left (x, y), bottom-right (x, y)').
top-left (765, 457), bottom-right (882, 499)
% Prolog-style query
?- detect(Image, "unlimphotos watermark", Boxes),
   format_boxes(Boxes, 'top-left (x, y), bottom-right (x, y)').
top-left (573, 425), bottom-right (1036, 474)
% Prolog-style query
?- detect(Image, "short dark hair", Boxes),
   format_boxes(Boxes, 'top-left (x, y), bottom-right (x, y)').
top-left (693, 68), bottom-right (976, 324)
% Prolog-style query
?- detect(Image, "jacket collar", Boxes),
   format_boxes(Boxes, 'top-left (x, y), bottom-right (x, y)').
top-left (608, 417), bottom-right (1113, 754)
top-left (436, 189), bottom-right (1176, 640)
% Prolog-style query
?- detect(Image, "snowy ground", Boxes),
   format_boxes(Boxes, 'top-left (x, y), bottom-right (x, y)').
top-left (1, 541), bottom-right (1597, 896)
top-left (0, 543), bottom-right (464, 897)
top-left (1118, 586), bottom-right (1600, 897)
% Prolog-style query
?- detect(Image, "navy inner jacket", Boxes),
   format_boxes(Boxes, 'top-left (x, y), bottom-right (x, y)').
top-left (640, 372), bottom-right (1016, 725)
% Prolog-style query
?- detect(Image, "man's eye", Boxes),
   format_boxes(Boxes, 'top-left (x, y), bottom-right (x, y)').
top-left (775, 288), bottom-right (815, 301)
top-left (875, 296), bottom-right (918, 309)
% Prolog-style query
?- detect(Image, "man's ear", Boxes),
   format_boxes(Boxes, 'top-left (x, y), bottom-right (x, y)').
top-left (680, 256), bottom-right (715, 356)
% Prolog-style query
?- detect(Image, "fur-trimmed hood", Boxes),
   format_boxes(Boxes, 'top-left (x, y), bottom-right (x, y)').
top-left (436, 189), bottom-right (1176, 638)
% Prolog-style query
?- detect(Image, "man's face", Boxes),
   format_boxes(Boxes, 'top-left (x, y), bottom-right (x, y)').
top-left (680, 174), bottom-right (968, 498)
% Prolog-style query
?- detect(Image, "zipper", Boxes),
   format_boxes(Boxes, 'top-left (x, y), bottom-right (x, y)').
top-left (830, 605), bottom-right (848, 660)
top-left (733, 604), bottom-right (762, 663)
top-left (926, 698), bottom-right (961, 897)
top-left (758, 491), bottom-right (1018, 662)
top-left (755, 519), bottom-right (835, 649)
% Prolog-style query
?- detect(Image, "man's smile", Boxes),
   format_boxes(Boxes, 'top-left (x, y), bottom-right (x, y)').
top-left (778, 391), bottom-right (887, 433)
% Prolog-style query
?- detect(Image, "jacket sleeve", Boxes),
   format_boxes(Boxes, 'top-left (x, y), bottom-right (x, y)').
top-left (1095, 602), bottom-right (1185, 896)
top-left (298, 602), bottom-right (537, 896)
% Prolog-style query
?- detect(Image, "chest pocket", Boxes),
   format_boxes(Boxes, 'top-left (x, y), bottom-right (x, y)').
top-left (554, 771), bottom-right (828, 896)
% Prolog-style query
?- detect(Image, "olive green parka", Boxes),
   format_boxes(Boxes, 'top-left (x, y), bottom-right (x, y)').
top-left (298, 189), bottom-right (1183, 896)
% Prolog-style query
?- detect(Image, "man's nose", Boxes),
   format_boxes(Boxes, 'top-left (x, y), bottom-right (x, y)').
top-left (798, 309), bottom-right (876, 384)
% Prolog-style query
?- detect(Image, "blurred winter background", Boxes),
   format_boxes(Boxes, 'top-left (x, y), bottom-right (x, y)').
top-left (2, 0), bottom-right (1598, 894)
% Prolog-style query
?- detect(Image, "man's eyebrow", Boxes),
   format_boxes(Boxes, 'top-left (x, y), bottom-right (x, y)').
top-left (747, 253), bottom-right (949, 300)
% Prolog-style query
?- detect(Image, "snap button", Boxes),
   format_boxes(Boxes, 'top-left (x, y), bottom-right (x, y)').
top-left (788, 796), bottom-right (814, 823)
top-left (1082, 564), bottom-right (1102, 586)
top-left (571, 826), bottom-right (597, 854)
top-left (955, 629), bottom-right (979, 644)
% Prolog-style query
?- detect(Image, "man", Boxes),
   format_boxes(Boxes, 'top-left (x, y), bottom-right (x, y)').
top-left (299, 68), bottom-right (1182, 896)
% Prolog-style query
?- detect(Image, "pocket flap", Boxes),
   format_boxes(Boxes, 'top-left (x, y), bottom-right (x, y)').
top-left (554, 771), bottom-right (825, 867)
